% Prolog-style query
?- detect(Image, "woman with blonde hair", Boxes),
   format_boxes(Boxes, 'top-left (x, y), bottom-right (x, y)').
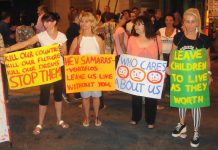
top-left (168, 8), bottom-right (212, 147)
top-left (69, 12), bottom-right (105, 127)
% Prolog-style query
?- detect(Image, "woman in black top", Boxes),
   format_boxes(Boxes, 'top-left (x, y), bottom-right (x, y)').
top-left (168, 8), bottom-right (213, 148)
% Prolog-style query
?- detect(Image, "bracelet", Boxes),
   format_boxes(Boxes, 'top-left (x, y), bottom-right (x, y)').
top-left (208, 71), bottom-right (212, 75)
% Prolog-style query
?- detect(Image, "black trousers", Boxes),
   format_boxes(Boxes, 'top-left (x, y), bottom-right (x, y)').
top-left (132, 95), bottom-right (157, 125)
top-left (99, 93), bottom-right (104, 109)
top-left (39, 67), bottom-right (64, 105)
top-left (1, 64), bottom-right (9, 100)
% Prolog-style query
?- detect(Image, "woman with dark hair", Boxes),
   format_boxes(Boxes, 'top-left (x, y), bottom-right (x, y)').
top-left (35, 4), bottom-right (48, 33)
top-left (113, 15), bottom-right (128, 66)
top-left (157, 14), bottom-right (179, 98)
top-left (127, 16), bottom-right (163, 129)
top-left (1, 12), bottom-right (69, 135)
top-left (173, 11), bottom-right (182, 31)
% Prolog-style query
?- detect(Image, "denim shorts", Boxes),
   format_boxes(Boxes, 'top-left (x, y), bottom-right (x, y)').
top-left (80, 91), bottom-right (102, 98)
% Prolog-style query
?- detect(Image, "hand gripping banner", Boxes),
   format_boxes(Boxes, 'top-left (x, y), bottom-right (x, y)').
top-left (116, 54), bottom-right (167, 99)
top-left (4, 44), bottom-right (61, 90)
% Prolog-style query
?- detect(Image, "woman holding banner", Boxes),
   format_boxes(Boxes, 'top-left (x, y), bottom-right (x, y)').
top-left (168, 8), bottom-right (212, 147)
top-left (69, 12), bottom-right (105, 127)
top-left (127, 16), bottom-right (163, 129)
top-left (0, 12), bottom-right (69, 135)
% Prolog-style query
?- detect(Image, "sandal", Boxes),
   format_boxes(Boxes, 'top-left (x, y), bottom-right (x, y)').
top-left (147, 124), bottom-right (155, 129)
top-left (157, 105), bottom-right (165, 110)
top-left (83, 118), bottom-right (89, 127)
top-left (57, 120), bottom-right (69, 129)
top-left (33, 124), bottom-right (43, 135)
top-left (95, 117), bottom-right (102, 127)
top-left (129, 120), bottom-right (137, 125)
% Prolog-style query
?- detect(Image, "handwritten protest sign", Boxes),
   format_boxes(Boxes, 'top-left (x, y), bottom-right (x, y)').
top-left (170, 49), bottom-right (210, 108)
top-left (116, 54), bottom-right (167, 99)
top-left (4, 44), bottom-right (61, 89)
top-left (0, 66), bottom-right (10, 143)
top-left (64, 54), bottom-right (115, 93)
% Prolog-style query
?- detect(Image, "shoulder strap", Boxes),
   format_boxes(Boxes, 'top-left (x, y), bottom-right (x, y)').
top-left (77, 35), bottom-right (82, 47)
top-left (74, 35), bottom-right (82, 55)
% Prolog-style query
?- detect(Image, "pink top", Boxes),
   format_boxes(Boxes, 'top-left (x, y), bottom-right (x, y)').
top-left (127, 36), bottom-right (162, 59)
top-left (35, 14), bottom-right (45, 33)
top-left (113, 27), bottom-right (128, 55)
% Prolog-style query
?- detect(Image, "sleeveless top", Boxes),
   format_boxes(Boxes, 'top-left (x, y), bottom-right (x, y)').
top-left (159, 27), bottom-right (177, 54)
top-left (113, 27), bottom-right (128, 55)
top-left (79, 36), bottom-right (100, 54)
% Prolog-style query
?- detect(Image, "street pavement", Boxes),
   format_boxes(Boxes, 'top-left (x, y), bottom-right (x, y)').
top-left (0, 58), bottom-right (218, 150)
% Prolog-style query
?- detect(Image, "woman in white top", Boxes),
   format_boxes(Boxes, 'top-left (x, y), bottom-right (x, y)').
top-left (69, 12), bottom-right (104, 127)
top-left (1, 12), bottom-right (69, 135)
top-left (157, 14), bottom-right (178, 96)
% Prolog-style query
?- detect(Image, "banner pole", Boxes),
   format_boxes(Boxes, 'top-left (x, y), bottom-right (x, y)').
top-left (0, 65), bottom-right (12, 145)
top-left (108, 0), bottom-right (111, 7)
top-left (114, 0), bottom-right (118, 14)
top-left (97, 0), bottom-right (100, 10)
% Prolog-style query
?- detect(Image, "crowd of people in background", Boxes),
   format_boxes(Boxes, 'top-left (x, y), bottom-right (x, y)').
top-left (0, 4), bottom-right (212, 148)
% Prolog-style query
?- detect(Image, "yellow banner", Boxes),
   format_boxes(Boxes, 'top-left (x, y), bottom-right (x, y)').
top-left (4, 44), bottom-right (61, 89)
top-left (64, 54), bottom-right (115, 93)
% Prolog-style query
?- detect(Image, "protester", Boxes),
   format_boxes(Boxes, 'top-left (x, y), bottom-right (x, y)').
top-left (0, 12), bottom-right (69, 135)
top-left (63, 13), bottom-right (81, 103)
top-left (126, 12), bottom-right (136, 35)
top-left (0, 11), bottom-right (16, 102)
top-left (122, 9), bottom-right (131, 22)
top-left (16, 11), bottom-right (36, 49)
top-left (168, 8), bottom-right (212, 147)
top-left (127, 16), bottom-right (163, 129)
top-left (69, 12), bottom-right (105, 127)
top-left (132, 7), bottom-right (140, 17)
top-left (173, 11), bottom-right (182, 31)
top-left (101, 5), bottom-right (112, 23)
top-left (35, 4), bottom-right (48, 33)
top-left (68, 6), bottom-right (79, 26)
top-left (113, 15), bottom-right (128, 66)
top-left (97, 13), bottom-right (115, 54)
top-left (157, 14), bottom-right (179, 98)
top-left (96, 9), bottom-right (103, 26)
top-left (154, 9), bottom-right (165, 32)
